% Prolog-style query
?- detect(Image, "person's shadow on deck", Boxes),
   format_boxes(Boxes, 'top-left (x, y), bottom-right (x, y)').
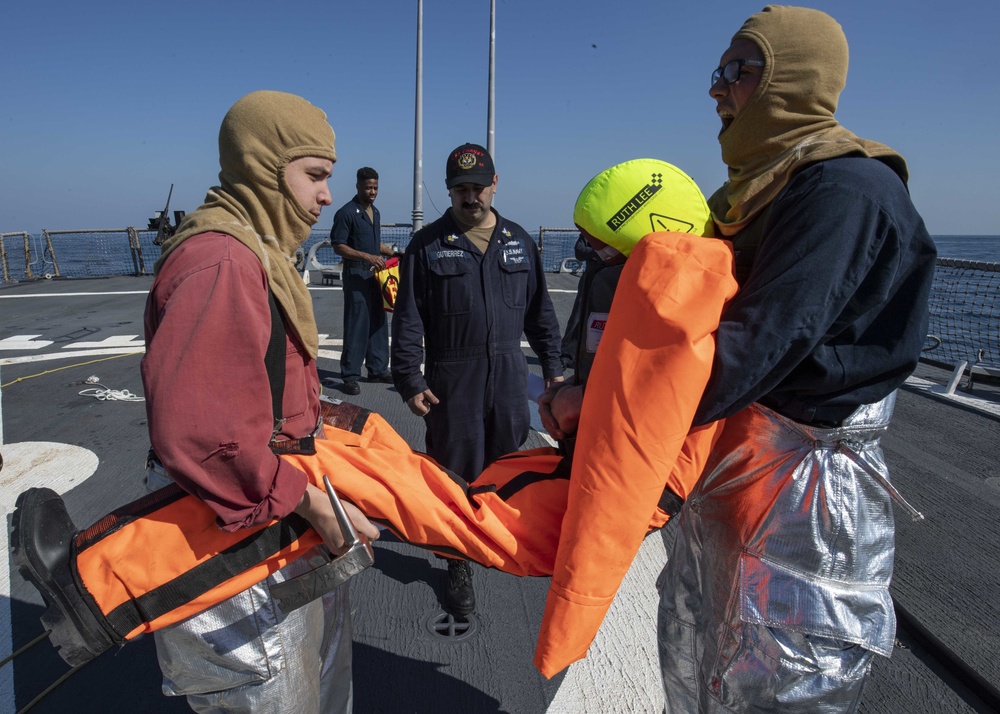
top-left (354, 643), bottom-right (503, 713)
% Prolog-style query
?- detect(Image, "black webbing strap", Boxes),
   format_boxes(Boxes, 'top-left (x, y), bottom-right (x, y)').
top-left (318, 400), bottom-right (371, 435)
top-left (264, 290), bottom-right (286, 429)
top-left (264, 291), bottom-right (316, 455)
top-left (103, 514), bottom-right (316, 639)
top-left (74, 483), bottom-right (188, 551)
top-left (467, 457), bottom-right (573, 505)
top-left (470, 452), bottom-right (685, 519)
top-left (657, 488), bottom-right (685, 519)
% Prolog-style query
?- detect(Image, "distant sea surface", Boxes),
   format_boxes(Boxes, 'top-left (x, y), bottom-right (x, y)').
top-left (932, 235), bottom-right (1000, 262)
top-left (3, 231), bottom-right (998, 283)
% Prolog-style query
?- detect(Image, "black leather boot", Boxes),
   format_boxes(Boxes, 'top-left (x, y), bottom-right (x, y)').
top-left (443, 559), bottom-right (475, 616)
top-left (10, 488), bottom-right (114, 665)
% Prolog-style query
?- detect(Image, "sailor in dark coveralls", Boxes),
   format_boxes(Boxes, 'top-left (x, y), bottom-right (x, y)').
top-left (391, 142), bottom-right (564, 615)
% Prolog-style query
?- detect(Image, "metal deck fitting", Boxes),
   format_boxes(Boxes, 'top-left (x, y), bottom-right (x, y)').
top-left (423, 610), bottom-right (479, 643)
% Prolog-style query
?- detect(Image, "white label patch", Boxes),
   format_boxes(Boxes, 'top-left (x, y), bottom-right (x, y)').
top-left (586, 312), bottom-right (609, 353)
top-left (502, 247), bottom-right (525, 264)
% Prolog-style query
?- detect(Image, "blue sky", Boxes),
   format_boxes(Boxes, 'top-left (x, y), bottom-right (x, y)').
top-left (2, 0), bottom-right (998, 236)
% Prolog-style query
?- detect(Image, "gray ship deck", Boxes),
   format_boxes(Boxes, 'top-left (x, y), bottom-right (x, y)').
top-left (1, 274), bottom-right (997, 713)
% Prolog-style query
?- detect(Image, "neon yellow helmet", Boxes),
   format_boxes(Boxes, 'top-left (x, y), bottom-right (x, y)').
top-left (573, 159), bottom-right (712, 258)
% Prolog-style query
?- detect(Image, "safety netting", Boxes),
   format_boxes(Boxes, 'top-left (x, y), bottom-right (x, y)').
top-left (924, 259), bottom-right (1000, 371)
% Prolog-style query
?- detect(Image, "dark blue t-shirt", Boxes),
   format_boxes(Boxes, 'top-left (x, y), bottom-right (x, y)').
top-left (331, 196), bottom-right (381, 278)
top-left (694, 156), bottom-right (937, 426)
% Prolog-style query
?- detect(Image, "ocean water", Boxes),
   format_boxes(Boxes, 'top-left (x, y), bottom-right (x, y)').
top-left (932, 235), bottom-right (1000, 262)
top-left (3, 231), bottom-right (999, 283)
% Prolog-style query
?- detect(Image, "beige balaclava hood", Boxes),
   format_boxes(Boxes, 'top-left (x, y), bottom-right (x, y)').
top-left (155, 90), bottom-right (337, 358)
top-left (709, 5), bottom-right (908, 236)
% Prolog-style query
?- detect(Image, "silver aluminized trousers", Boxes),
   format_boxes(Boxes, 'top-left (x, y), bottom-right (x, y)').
top-left (146, 462), bottom-right (353, 714)
top-left (657, 395), bottom-right (901, 713)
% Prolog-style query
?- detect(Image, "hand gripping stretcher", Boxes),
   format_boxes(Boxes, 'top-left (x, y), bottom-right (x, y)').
top-left (9, 232), bottom-right (738, 679)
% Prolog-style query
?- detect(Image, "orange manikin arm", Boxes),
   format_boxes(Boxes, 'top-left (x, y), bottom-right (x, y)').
top-left (533, 232), bottom-right (738, 678)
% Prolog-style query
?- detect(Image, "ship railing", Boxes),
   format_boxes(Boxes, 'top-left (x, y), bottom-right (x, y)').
top-left (922, 258), bottom-right (1000, 391)
top-left (3, 227), bottom-right (998, 383)
top-left (299, 225), bottom-right (414, 284)
top-left (0, 231), bottom-right (57, 282)
top-left (539, 226), bottom-right (581, 273)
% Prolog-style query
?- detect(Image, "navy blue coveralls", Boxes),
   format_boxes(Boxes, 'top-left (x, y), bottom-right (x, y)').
top-left (391, 209), bottom-right (563, 481)
top-left (331, 196), bottom-right (388, 381)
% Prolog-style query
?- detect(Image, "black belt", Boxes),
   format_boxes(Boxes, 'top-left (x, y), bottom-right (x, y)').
top-left (761, 396), bottom-right (850, 429)
top-left (269, 435), bottom-right (317, 455)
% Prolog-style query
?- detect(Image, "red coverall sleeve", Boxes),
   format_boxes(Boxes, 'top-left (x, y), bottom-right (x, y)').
top-left (141, 241), bottom-right (308, 530)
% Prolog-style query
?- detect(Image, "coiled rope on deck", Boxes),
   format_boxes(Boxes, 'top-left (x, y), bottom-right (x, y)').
top-left (78, 375), bottom-right (144, 402)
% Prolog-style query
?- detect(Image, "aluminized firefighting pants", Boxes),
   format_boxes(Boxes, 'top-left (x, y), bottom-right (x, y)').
top-left (657, 395), bottom-right (901, 713)
top-left (146, 462), bottom-right (353, 714)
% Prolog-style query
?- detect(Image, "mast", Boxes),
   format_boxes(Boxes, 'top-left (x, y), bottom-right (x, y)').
top-left (411, 0), bottom-right (424, 232)
top-left (487, 0), bottom-right (496, 160)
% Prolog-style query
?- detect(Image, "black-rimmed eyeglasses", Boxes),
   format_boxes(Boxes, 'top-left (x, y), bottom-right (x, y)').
top-left (711, 59), bottom-right (764, 87)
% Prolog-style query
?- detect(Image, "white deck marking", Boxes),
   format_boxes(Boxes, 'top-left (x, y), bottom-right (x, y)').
top-left (0, 286), bottom-right (344, 300)
top-left (0, 291), bottom-right (149, 299)
top-left (317, 349), bottom-right (343, 362)
top-left (62, 336), bottom-right (144, 349)
top-left (0, 336), bottom-right (53, 351)
top-left (1, 347), bottom-right (146, 366)
top-left (1, 442), bottom-right (100, 714)
top-left (547, 534), bottom-right (666, 713)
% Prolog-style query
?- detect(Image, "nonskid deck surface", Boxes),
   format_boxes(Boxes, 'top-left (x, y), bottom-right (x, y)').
top-left (1, 275), bottom-right (997, 713)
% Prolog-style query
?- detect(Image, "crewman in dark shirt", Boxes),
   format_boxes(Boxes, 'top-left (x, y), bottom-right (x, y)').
top-left (331, 167), bottom-right (397, 395)
top-left (655, 7), bottom-right (937, 711)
